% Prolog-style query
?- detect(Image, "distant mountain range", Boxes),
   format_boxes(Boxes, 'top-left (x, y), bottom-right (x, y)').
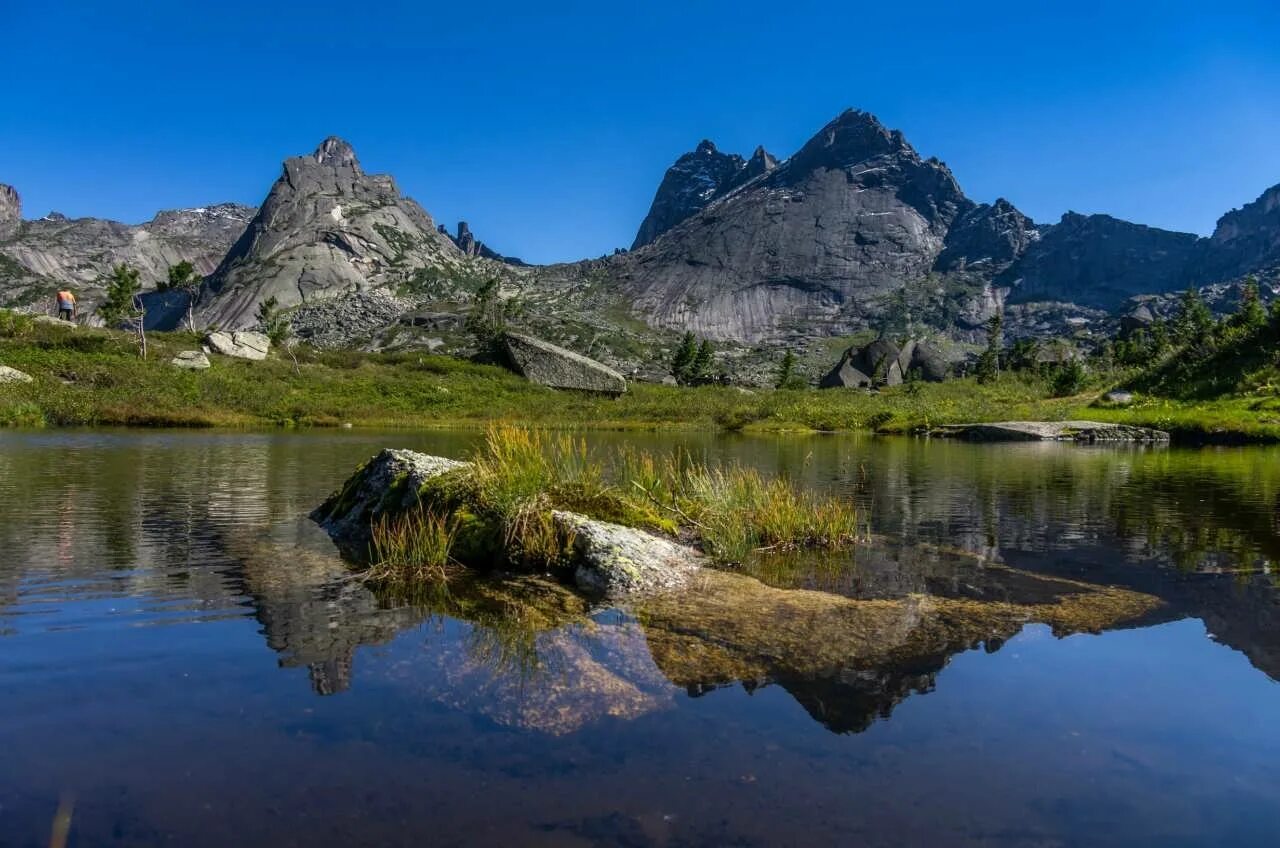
top-left (2, 108), bottom-right (1277, 368)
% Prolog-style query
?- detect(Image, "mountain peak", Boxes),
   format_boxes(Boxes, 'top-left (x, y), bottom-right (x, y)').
top-left (790, 108), bottom-right (909, 173)
top-left (694, 139), bottom-right (718, 155)
top-left (312, 136), bottom-right (360, 171)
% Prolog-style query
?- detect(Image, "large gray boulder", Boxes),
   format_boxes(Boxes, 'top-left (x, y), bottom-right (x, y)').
top-left (311, 448), bottom-right (470, 559)
top-left (503, 332), bottom-right (626, 395)
top-left (552, 510), bottom-right (702, 597)
top-left (0, 365), bottom-right (33, 384)
top-left (821, 337), bottom-right (948, 388)
top-left (205, 330), bottom-right (271, 360)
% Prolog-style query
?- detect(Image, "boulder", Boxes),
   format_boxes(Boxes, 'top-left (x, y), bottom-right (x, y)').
top-left (205, 330), bottom-right (270, 360)
top-left (0, 365), bottom-right (33, 384)
top-left (552, 510), bottom-right (702, 597)
top-left (503, 331), bottom-right (626, 395)
top-left (1103, 390), bottom-right (1135, 406)
top-left (822, 337), bottom-right (951, 388)
top-left (32, 315), bottom-right (75, 328)
top-left (171, 350), bottom-right (211, 370)
top-left (1119, 304), bottom-right (1156, 339)
top-left (311, 449), bottom-right (470, 559)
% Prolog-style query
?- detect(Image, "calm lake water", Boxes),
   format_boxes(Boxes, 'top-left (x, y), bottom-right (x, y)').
top-left (2, 429), bottom-right (1279, 847)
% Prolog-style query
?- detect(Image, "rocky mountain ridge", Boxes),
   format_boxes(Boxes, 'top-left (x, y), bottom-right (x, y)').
top-left (0, 183), bottom-right (253, 313)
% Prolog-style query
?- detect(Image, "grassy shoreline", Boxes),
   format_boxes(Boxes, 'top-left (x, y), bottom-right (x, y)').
top-left (1, 320), bottom-right (1277, 443)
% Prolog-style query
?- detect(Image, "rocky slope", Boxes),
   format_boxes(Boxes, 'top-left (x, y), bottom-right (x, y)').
top-left (0, 184), bottom-right (253, 312)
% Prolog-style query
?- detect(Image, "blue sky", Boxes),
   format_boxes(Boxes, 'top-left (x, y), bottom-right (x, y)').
top-left (2, 0), bottom-right (1278, 263)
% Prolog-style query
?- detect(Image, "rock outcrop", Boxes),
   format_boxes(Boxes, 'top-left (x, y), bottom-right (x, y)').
top-left (194, 137), bottom-right (472, 330)
top-left (312, 448), bottom-right (471, 559)
top-left (935, 420), bottom-right (1169, 442)
top-left (0, 184), bottom-right (20, 238)
top-left (935, 198), bottom-right (1039, 273)
top-left (503, 331), bottom-right (627, 394)
top-left (205, 330), bottom-right (270, 360)
top-left (1199, 181), bottom-right (1280, 281)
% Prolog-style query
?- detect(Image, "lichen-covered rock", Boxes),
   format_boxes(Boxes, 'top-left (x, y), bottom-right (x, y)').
top-left (0, 365), bottom-right (33, 383)
top-left (311, 449), bottom-right (470, 558)
top-left (205, 330), bottom-right (270, 360)
top-left (552, 510), bottom-right (702, 598)
top-left (503, 331), bottom-right (626, 395)
top-left (171, 350), bottom-right (211, 370)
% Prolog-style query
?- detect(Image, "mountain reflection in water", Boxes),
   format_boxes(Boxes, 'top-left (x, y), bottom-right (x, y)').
top-left (2, 430), bottom-right (1279, 846)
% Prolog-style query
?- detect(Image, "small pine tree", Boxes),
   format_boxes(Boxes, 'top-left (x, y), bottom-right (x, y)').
top-left (464, 277), bottom-right (506, 360)
top-left (256, 296), bottom-right (291, 346)
top-left (975, 312), bottom-right (1002, 384)
top-left (671, 332), bottom-right (698, 382)
top-left (1235, 277), bottom-right (1267, 333)
top-left (775, 349), bottom-right (804, 389)
top-left (691, 339), bottom-right (714, 383)
top-left (1175, 287), bottom-right (1214, 344)
top-left (160, 260), bottom-right (203, 331)
top-left (98, 263), bottom-right (147, 358)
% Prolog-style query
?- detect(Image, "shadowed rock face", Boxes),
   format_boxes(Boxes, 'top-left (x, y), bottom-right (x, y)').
top-left (1199, 182), bottom-right (1280, 281)
top-left (1003, 212), bottom-right (1201, 309)
top-left (0, 184), bottom-right (20, 238)
top-left (632, 141), bottom-right (777, 249)
top-left (614, 110), bottom-right (975, 343)
top-left (194, 137), bottom-right (469, 330)
top-left (935, 198), bottom-right (1039, 274)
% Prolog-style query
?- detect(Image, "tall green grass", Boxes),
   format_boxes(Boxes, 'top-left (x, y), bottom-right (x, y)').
top-left (367, 425), bottom-right (860, 579)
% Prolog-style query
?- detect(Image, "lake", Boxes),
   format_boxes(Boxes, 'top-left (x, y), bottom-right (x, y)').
top-left (2, 429), bottom-right (1279, 847)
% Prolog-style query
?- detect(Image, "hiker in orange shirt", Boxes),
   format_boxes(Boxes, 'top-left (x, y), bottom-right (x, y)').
top-left (55, 289), bottom-right (76, 322)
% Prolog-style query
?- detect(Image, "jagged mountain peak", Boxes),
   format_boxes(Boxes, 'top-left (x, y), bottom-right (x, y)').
top-left (788, 108), bottom-right (911, 174)
top-left (312, 136), bottom-right (361, 171)
top-left (693, 139), bottom-right (719, 155)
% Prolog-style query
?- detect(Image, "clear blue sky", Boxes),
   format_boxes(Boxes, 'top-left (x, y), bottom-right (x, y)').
top-left (2, 0), bottom-right (1278, 264)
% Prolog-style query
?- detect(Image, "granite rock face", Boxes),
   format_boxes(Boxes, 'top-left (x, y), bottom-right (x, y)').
top-left (194, 137), bottom-right (471, 330)
top-left (615, 110), bottom-right (975, 343)
top-left (0, 185), bottom-right (252, 315)
top-left (935, 198), bottom-right (1039, 274)
top-left (632, 140), bottom-right (777, 249)
top-left (1003, 212), bottom-right (1201, 309)
top-left (1199, 182), bottom-right (1280, 281)
top-left (0, 184), bottom-right (20, 238)
top-left (503, 331), bottom-right (627, 394)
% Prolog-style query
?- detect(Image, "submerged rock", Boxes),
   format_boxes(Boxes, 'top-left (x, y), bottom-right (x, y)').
top-left (553, 510), bottom-right (702, 597)
top-left (170, 350), bottom-right (211, 370)
top-left (503, 331), bottom-right (627, 395)
top-left (0, 365), bottom-right (33, 383)
top-left (936, 420), bottom-right (1168, 442)
top-left (205, 330), bottom-right (271, 361)
top-left (311, 448), bottom-right (470, 558)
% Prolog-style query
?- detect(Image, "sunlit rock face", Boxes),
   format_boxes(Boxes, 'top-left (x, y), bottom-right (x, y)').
top-left (0, 181), bottom-right (252, 314)
top-left (194, 137), bottom-right (470, 330)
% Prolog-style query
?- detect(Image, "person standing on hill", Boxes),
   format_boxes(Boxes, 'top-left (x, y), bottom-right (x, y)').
top-left (55, 288), bottom-right (76, 322)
